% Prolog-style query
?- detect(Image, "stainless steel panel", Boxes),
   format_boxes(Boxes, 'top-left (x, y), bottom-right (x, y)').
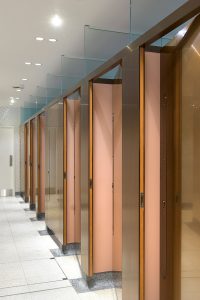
top-left (122, 49), bottom-right (140, 300)
top-left (81, 81), bottom-right (90, 276)
top-left (45, 101), bottom-right (64, 245)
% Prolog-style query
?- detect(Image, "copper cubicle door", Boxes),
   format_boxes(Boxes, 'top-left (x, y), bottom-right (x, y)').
top-left (64, 96), bottom-right (81, 246)
top-left (37, 113), bottom-right (45, 219)
top-left (30, 118), bottom-right (37, 210)
top-left (45, 101), bottom-right (64, 246)
top-left (143, 50), bottom-right (161, 300)
top-left (92, 81), bottom-right (122, 274)
top-left (20, 125), bottom-right (25, 197)
top-left (24, 122), bottom-right (30, 203)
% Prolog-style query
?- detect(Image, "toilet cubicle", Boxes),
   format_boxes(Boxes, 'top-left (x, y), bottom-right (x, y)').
top-left (80, 50), bottom-right (140, 300)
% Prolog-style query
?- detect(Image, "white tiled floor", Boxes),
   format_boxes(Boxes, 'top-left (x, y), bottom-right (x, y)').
top-left (0, 197), bottom-right (121, 299)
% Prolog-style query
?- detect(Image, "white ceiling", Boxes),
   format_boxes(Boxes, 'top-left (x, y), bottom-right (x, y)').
top-left (0, 0), bottom-right (186, 110)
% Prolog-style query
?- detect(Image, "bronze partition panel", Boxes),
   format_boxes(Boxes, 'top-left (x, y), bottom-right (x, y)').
top-left (122, 49), bottom-right (140, 300)
top-left (34, 118), bottom-right (38, 210)
top-left (30, 118), bottom-right (37, 209)
top-left (45, 101), bottom-right (64, 246)
top-left (24, 122), bottom-right (30, 202)
top-left (20, 125), bottom-right (25, 195)
top-left (81, 81), bottom-right (90, 276)
top-left (37, 114), bottom-right (45, 216)
top-left (64, 98), bottom-right (81, 244)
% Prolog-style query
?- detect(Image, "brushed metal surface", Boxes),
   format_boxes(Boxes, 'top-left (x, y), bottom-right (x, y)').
top-left (45, 101), bottom-right (64, 245)
top-left (81, 81), bottom-right (90, 276)
top-left (122, 49), bottom-right (140, 300)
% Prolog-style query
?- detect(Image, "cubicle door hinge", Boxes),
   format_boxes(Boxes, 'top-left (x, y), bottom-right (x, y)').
top-left (140, 192), bottom-right (145, 208)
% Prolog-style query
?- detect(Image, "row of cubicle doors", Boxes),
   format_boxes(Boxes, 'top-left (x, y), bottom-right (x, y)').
top-left (21, 13), bottom-right (200, 300)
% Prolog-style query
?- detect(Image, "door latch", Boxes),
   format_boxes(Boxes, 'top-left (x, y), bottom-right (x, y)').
top-left (140, 192), bottom-right (145, 208)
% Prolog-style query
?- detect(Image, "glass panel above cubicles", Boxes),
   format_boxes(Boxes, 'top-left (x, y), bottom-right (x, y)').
top-left (46, 74), bottom-right (62, 104)
top-left (35, 86), bottom-right (47, 113)
top-left (84, 25), bottom-right (139, 60)
top-left (130, 0), bottom-right (187, 34)
top-left (21, 96), bottom-right (37, 123)
top-left (61, 56), bottom-right (104, 94)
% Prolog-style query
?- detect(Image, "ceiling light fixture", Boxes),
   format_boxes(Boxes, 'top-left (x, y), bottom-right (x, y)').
top-left (49, 38), bottom-right (57, 42)
top-left (25, 62), bottom-right (31, 65)
top-left (35, 37), bottom-right (44, 41)
top-left (10, 99), bottom-right (15, 104)
top-left (16, 89), bottom-right (21, 92)
top-left (35, 63), bottom-right (42, 66)
top-left (51, 14), bottom-right (63, 27)
top-left (16, 97), bottom-right (20, 100)
top-left (22, 78), bottom-right (28, 81)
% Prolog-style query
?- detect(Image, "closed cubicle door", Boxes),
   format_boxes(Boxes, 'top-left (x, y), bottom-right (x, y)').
top-left (30, 118), bottom-right (37, 210)
top-left (92, 81), bottom-right (122, 274)
top-left (45, 101), bottom-right (64, 246)
top-left (37, 113), bottom-right (45, 219)
top-left (20, 125), bottom-right (25, 197)
top-left (24, 122), bottom-right (30, 202)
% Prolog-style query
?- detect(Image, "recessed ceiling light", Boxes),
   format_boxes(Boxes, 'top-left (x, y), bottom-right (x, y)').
top-left (35, 37), bottom-right (44, 41)
top-left (49, 38), bottom-right (57, 42)
top-left (22, 78), bottom-right (28, 81)
top-left (25, 62), bottom-right (31, 65)
top-left (16, 97), bottom-right (20, 100)
top-left (51, 14), bottom-right (63, 27)
top-left (10, 99), bottom-right (15, 104)
top-left (16, 89), bottom-right (21, 92)
top-left (35, 63), bottom-right (42, 66)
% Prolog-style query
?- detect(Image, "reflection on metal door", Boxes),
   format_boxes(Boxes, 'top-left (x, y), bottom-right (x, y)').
top-left (0, 128), bottom-right (14, 196)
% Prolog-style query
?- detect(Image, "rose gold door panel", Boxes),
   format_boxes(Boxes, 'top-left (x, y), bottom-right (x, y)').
top-left (145, 52), bottom-right (160, 300)
top-left (93, 83), bottom-right (113, 273)
top-left (74, 100), bottom-right (81, 243)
